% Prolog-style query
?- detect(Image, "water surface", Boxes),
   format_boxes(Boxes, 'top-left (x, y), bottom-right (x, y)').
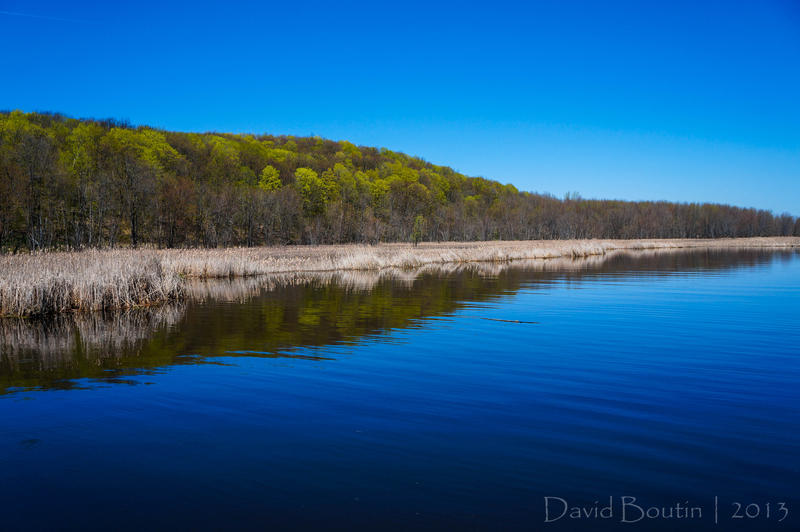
top-left (1, 250), bottom-right (799, 530)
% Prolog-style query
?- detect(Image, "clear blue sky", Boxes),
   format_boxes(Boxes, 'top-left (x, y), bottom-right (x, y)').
top-left (2, 0), bottom-right (799, 214)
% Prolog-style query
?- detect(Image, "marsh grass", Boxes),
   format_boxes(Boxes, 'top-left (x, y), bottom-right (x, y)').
top-left (1, 238), bottom-right (797, 317)
top-left (0, 251), bottom-right (184, 317)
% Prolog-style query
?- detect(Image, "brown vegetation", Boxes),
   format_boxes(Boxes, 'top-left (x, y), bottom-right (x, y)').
top-left (0, 250), bottom-right (183, 317)
top-left (1, 238), bottom-right (798, 317)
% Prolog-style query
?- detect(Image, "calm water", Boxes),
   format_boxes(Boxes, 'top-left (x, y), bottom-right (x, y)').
top-left (1, 250), bottom-right (799, 531)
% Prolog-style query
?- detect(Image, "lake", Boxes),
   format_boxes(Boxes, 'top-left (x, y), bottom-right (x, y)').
top-left (1, 249), bottom-right (798, 531)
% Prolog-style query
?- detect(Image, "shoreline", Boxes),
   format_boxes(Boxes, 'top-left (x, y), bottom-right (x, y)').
top-left (1, 237), bottom-right (798, 317)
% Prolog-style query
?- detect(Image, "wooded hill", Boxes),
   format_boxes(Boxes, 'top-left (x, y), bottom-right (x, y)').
top-left (1, 111), bottom-right (797, 250)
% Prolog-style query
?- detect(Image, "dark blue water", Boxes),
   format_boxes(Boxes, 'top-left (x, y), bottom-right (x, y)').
top-left (1, 250), bottom-right (798, 530)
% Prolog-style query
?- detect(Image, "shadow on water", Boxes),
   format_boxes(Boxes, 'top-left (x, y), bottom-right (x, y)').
top-left (0, 248), bottom-right (794, 394)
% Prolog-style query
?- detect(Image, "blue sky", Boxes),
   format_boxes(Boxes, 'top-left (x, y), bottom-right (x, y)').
top-left (1, 0), bottom-right (799, 214)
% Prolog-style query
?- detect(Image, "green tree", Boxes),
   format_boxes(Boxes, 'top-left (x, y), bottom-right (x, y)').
top-left (258, 165), bottom-right (281, 191)
top-left (294, 167), bottom-right (327, 217)
top-left (412, 214), bottom-right (425, 246)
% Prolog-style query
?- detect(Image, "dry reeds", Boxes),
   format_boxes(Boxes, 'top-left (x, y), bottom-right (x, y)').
top-left (154, 237), bottom-right (800, 277)
top-left (1, 238), bottom-right (798, 317)
top-left (0, 250), bottom-right (184, 317)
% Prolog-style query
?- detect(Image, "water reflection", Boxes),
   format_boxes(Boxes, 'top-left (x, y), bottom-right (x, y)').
top-left (0, 249), bottom-right (793, 394)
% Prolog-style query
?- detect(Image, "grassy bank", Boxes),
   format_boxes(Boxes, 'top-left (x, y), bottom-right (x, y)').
top-left (1, 238), bottom-right (798, 317)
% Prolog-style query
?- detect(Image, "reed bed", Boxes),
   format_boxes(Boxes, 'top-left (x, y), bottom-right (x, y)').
top-left (1, 238), bottom-right (797, 317)
top-left (0, 250), bottom-right (184, 317)
top-left (157, 237), bottom-right (800, 277)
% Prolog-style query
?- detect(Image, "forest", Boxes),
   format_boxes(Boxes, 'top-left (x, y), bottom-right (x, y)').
top-left (1, 110), bottom-right (797, 251)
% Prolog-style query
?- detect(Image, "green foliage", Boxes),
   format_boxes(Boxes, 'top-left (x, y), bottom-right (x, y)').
top-left (258, 165), bottom-right (281, 191)
top-left (294, 167), bottom-right (328, 216)
top-left (412, 215), bottom-right (425, 246)
top-left (103, 127), bottom-right (180, 172)
top-left (0, 110), bottom-right (796, 250)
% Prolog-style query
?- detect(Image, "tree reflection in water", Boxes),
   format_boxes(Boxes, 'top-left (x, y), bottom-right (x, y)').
top-left (1, 249), bottom-right (793, 394)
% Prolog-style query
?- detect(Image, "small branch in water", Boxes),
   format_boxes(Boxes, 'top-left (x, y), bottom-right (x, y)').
top-left (462, 316), bottom-right (539, 324)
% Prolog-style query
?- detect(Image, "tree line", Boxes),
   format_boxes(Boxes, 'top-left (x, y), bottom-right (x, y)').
top-left (1, 110), bottom-right (797, 251)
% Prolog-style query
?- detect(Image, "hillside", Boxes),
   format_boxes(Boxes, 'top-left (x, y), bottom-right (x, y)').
top-left (1, 111), bottom-right (797, 250)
